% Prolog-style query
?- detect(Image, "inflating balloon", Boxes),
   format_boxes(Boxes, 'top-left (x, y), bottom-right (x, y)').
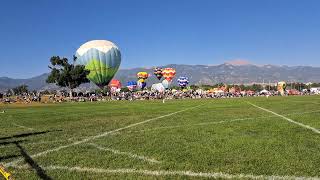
top-left (127, 81), bottom-right (137, 91)
top-left (277, 81), bottom-right (286, 96)
top-left (75, 40), bottom-right (121, 89)
top-left (137, 81), bottom-right (147, 90)
top-left (177, 76), bottom-right (189, 88)
top-left (161, 68), bottom-right (176, 82)
top-left (109, 79), bottom-right (121, 92)
top-left (162, 79), bottom-right (169, 89)
top-left (153, 67), bottom-right (163, 80)
top-left (151, 83), bottom-right (165, 92)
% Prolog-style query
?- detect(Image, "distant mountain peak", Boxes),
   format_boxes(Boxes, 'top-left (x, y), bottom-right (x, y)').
top-left (1, 63), bottom-right (320, 92)
top-left (225, 59), bottom-right (251, 66)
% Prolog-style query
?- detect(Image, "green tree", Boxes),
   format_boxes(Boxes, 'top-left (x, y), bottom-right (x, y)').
top-left (46, 56), bottom-right (90, 98)
top-left (12, 84), bottom-right (29, 95)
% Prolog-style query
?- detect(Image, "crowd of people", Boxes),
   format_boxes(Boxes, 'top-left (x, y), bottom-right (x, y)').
top-left (0, 88), bottom-right (315, 104)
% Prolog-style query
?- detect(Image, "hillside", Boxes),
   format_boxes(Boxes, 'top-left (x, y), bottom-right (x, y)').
top-left (1, 63), bottom-right (320, 91)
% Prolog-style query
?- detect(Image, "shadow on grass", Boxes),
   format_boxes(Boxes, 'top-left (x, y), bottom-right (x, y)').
top-left (0, 130), bottom-right (62, 141)
top-left (0, 130), bottom-right (61, 180)
top-left (0, 154), bottom-right (21, 161)
top-left (0, 140), bottom-right (26, 146)
top-left (14, 142), bottom-right (52, 180)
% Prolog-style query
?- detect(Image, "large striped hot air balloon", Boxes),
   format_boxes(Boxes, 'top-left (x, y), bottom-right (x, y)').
top-left (161, 68), bottom-right (176, 82)
top-left (75, 40), bottom-right (121, 89)
top-left (161, 68), bottom-right (176, 89)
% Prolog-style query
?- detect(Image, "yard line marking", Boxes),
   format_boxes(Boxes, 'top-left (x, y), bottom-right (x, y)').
top-left (290, 100), bottom-right (320, 105)
top-left (126, 110), bottom-right (320, 134)
top-left (128, 117), bottom-right (261, 133)
top-left (285, 110), bottom-right (320, 116)
top-left (12, 123), bottom-right (34, 131)
top-left (247, 102), bottom-right (320, 134)
top-left (88, 143), bottom-right (161, 164)
top-left (4, 103), bottom-right (205, 167)
top-left (12, 165), bottom-right (320, 180)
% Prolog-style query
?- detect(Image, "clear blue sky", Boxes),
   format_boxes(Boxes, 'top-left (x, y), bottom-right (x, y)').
top-left (1, 0), bottom-right (320, 78)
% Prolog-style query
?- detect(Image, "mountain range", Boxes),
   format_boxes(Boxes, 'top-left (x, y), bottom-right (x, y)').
top-left (1, 63), bottom-right (320, 91)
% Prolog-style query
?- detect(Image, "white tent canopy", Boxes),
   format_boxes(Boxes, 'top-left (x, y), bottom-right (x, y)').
top-left (260, 89), bottom-right (269, 94)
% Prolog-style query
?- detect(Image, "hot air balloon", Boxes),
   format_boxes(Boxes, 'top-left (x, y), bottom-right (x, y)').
top-left (153, 67), bottom-right (163, 80)
top-left (137, 72), bottom-right (149, 81)
top-left (162, 79), bottom-right (169, 89)
top-left (75, 40), bottom-right (121, 89)
top-left (151, 83), bottom-right (165, 92)
top-left (161, 68), bottom-right (176, 82)
top-left (137, 81), bottom-right (147, 90)
top-left (177, 76), bottom-right (189, 88)
top-left (136, 72), bottom-right (149, 90)
top-left (277, 81), bottom-right (287, 96)
top-left (127, 81), bottom-right (137, 91)
top-left (161, 68), bottom-right (176, 89)
top-left (109, 79), bottom-right (121, 92)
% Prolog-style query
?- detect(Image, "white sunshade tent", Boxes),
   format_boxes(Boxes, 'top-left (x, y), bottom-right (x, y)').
top-left (214, 90), bottom-right (224, 94)
top-left (310, 87), bottom-right (320, 94)
top-left (260, 89), bottom-right (269, 94)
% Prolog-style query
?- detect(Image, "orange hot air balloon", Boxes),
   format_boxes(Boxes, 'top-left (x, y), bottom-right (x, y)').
top-left (161, 68), bottom-right (176, 82)
top-left (109, 79), bottom-right (122, 89)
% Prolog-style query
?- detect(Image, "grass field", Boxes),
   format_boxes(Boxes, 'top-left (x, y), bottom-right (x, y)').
top-left (1, 96), bottom-right (320, 179)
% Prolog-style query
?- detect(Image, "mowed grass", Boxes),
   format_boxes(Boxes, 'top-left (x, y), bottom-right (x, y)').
top-left (0, 96), bottom-right (320, 179)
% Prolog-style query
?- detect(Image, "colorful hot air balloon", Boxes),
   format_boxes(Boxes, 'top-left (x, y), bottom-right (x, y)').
top-left (177, 76), bottom-right (189, 88)
top-left (137, 81), bottom-right (147, 90)
top-left (161, 68), bottom-right (176, 82)
top-left (277, 81), bottom-right (287, 96)
top-left (153, 67), bottom-right (163, 80)
top-left (137, 72), bottom-right (149, 89)
top-left (127, 81), bottom-right (137, 91)
top-left (137, 72), bottom-right (149, 80)
top-left (109, 79), bottom-right (121, 92)
top-left (75, 40), bottom-right (121, 89)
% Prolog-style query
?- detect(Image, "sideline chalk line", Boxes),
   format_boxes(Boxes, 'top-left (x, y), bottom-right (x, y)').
top-left (5, 103), bottom-right (206, 167)
top-left (11, 165), bottom-right (320, 180)
top-left (124, 109), bottom-right (320, 134)
top-left (88, 143), bottom-right (161, 164)
top-left (247, 102), bottom-right (320, 134)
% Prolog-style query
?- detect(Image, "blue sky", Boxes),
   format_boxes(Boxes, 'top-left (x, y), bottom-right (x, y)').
top-left (1, 0), bottom-right (320, 78)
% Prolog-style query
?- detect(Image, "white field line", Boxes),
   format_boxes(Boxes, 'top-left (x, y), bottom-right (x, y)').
top-left (126, 110), bottom-right (320, 134)
top-left (12, 123), bottom-right (34, 131)
top-left (290, 100), bottom-right (320, 105)
top-left (11, 165), bottom-right (320, 180)
top-left (88, 143), bottom-right (161, 164)
top-left (129, 117), bottom-right (261, 133)
top-left (4, 103), bottom-right (205, 167)
top-left (247, 102), bottom-right (320, 134)
top-left (2, 109), bottom-right (318, 151)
